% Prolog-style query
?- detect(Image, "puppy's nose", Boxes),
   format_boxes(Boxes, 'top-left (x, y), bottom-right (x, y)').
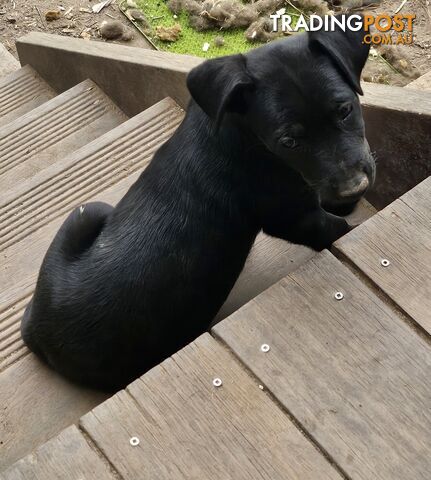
top-left (339, 174), bottom-right (369, 198)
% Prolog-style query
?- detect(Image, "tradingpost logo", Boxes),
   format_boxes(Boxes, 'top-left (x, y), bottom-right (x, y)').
top-left (270, 12), bottom-right (415, 45)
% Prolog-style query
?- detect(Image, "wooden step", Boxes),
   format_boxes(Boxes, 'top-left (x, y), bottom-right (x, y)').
top-left (0, 97), bottom-right (185, 471)
top-left (214, 250), bottom-right (431, 479)
top-left (0, 44), bottom-right (19, 80)
top-left (0, 79), bottom-right (127, 202)
top-left (0, 65), bottom-right (56, 128)
top-left (334, 176), bottom-right (431, 335)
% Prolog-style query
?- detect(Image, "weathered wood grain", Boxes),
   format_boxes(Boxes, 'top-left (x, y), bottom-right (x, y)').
top-left (0, 425), bottom-right (117, 480)
top-left (0, 80), bottom-right (127, 201)
top-left (0, 66), bottom-right (55, 128)
top-left (0, 354), bottom-right (108, 470)
top-left (214, 250), bottom-right (431, 480)
top-left (334, 176), bottom-right (431, 334)
top-left (81, 333), bottom-right (342, 480)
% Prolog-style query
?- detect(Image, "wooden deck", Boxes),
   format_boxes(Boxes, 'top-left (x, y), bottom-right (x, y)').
top-left (2, 176), bottom-right (430, 479)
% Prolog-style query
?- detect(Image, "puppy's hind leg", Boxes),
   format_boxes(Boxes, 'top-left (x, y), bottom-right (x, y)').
top-left (21, 297), bottom-right (47, 360)
top-left (59, 201), bottom-right (114, 259)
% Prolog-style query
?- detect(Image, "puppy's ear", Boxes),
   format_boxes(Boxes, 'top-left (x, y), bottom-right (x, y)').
top-left (187, 54), bottom-right (254, 128)
top-left (309, 14), bottom-right (370, 95)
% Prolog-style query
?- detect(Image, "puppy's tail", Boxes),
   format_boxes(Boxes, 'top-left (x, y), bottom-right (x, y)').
top-left (57, 201), bottom-right (114, 259)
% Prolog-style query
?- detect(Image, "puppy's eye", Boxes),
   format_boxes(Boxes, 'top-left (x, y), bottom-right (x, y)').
top-left (280, 136), bottom-right (298, 149)
top-left (339, 102), bottom-right (353, 120)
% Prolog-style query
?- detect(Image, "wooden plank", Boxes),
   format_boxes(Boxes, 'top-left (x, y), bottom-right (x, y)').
top-left (214, 251), bottom-right (431, 480)
top-left (0, 425), bottom-right (117, 480)
top-left (334, 176), bottom-right (431, 335)
top-left (81, 333), bottom-right (342, 480)
top-left (0, 355), bottom-right (108, 471)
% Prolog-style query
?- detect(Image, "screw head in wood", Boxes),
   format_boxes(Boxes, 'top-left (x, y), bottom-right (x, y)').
top-left (260, 343), bottom-right (270, 353)
top-left (212, 378), bottom-right (222, 388)
top-left (129, 436), bottom-right (140, 447)
top-left (334, 292), bottom-right (344, 301)
top-left (380, 258), bottom-right (390, 267)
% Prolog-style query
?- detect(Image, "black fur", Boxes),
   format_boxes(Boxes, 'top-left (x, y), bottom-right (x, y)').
top-left (22, 18), bottom-right (375, 391)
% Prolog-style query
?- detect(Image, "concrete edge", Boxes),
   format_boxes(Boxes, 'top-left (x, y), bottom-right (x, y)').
top-left (16, 32), bottom-right (431, 117)
top-left (16, 32), bottom-right (202, 116)
top-left (361, 81), bottom-right (431, 115)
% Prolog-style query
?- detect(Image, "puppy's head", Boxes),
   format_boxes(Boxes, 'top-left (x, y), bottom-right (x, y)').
top-left (187, 15), bottom-right (375, 211)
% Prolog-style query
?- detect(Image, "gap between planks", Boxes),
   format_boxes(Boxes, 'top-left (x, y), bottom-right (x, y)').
top-left (77, 426), bottom-right (124, 480)
top-left (331, 246), bottom-right (431, 345)
top-left (207, 333), bottom-right (351, 480)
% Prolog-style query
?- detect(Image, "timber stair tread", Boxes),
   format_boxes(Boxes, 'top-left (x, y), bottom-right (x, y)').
top-left (0, 78), bottom-right (127, 202)
top-left (0, 65), bottom-right (56, 128)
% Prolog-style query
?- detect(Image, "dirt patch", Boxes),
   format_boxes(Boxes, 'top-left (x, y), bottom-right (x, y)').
top-left (0, 0), bottom-right (152, 58)
top-left (379, 0), bottom-right (431, 72)
top-left (360, 0), bottom-right (431, 85)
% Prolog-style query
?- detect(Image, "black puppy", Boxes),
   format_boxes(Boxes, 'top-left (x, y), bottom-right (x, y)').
top-left (22, 21), bottom-right (375, 391)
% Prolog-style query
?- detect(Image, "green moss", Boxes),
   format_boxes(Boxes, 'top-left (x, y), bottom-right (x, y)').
top-left (136, 1), bottom-right (298, 58)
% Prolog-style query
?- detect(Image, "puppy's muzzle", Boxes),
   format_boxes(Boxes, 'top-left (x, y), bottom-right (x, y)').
top-left (338, 173), bottom-right (369, 200)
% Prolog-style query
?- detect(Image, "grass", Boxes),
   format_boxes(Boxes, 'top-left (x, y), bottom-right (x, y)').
top-left (136, 1), bottom-right (298, 58)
